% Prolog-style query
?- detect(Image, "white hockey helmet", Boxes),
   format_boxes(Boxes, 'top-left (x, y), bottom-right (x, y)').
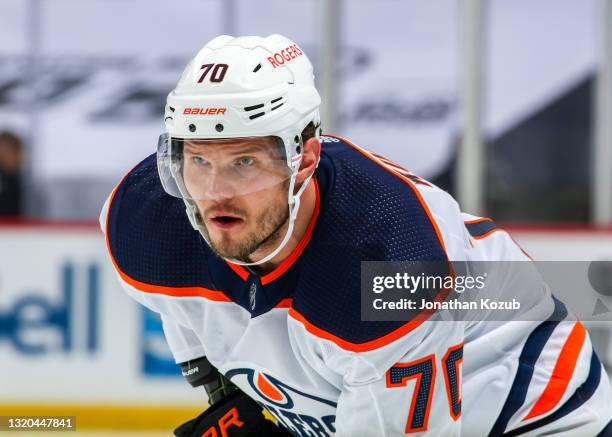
top-left (157, 34), bottom-right (321, 266)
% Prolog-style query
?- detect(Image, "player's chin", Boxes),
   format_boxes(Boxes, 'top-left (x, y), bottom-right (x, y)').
top-left (207, 227), bottom-right (249, 253)
top-left (210, 239), bottom-right (252, 260)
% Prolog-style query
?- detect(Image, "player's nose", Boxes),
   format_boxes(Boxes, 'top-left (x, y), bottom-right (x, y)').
top-left (202, 170), bottom-right (236, 201)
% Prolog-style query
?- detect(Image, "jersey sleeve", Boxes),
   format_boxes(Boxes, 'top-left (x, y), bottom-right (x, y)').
top-left (288, 318), bottom-right (464, 436)
top-left (160, 313), bottom-right (207, 364)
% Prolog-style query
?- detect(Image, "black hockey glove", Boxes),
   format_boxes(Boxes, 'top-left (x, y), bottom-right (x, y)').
top-left (173, 390), bottom-right (291, 437)
top-left (174, 356), bottom-right (292, 437)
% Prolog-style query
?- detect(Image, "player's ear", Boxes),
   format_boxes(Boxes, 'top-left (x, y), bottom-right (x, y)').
top-left (295, 137), bottom-right (320, 186)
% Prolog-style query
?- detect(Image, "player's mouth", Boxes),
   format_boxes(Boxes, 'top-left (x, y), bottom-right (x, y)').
top-left (208, 213), bottom-right (245, 230)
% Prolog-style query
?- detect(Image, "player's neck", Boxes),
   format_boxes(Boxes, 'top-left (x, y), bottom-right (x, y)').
top-left (247, 179), bottom-right (316, 276)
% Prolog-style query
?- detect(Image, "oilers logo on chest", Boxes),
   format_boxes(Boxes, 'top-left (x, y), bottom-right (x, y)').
top-left (224, 368), bottom-right (337, 437)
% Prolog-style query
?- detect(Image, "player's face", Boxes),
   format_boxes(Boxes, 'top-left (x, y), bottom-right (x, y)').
top-left (184, 137), bottom-right (291, 261)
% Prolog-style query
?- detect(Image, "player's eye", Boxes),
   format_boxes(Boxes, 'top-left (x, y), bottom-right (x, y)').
top-left (235, 156), bottom-right (255, 167)
top-left (191, 156), bottom-right (209, 167)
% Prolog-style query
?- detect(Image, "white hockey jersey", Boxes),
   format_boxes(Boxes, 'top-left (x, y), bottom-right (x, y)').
top-left (100, 135), bottom-right (612, 436)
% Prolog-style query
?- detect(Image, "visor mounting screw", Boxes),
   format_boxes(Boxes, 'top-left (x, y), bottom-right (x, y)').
top-left (188, 124), bottom-right (196, 132)
top-left (215, 123), bottom-right (224, 132)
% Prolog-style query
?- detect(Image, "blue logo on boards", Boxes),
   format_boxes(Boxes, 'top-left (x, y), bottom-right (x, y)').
top-left (0, 263), bottom-right (99, 355)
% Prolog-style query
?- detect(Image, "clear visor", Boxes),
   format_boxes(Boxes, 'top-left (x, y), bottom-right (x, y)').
top-left (157, 133), bottom-right (292, 201)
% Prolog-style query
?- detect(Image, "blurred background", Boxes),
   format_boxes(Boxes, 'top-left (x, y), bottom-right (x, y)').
top-left (1, 0), bottom-right (612, 434)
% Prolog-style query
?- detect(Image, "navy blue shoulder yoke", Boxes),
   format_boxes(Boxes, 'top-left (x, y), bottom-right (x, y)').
top-left (106, 154), bottom-right (214, 289)
top-left (290, 136), bottom-right (449, 349)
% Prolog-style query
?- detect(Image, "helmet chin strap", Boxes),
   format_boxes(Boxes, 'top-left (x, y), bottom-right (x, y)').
top-left (185, 168), bottom-right (315, 267)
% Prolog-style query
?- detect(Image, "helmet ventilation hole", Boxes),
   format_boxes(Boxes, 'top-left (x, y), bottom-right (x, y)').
top-left (253, 64), bottom-right (262, 73)
top-left (244, 103), bottom-right (264, 111)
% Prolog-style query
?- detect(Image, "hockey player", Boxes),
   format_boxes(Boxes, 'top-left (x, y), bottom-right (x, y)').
top-left (100, 35), bottom-right (612, 436)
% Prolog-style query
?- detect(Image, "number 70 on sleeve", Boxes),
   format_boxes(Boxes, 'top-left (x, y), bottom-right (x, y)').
top-left (386, 342), bottom-right (464, 434)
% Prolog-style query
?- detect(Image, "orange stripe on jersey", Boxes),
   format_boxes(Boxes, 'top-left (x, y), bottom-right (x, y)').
top-left (332, 135), bottom-right (449, 258)
top-left (226, 262), bottom-right (249, 280)
top-left (463, 217), bottom-right (493, 225)
top-left (225, 178), bottom-right (321, 285)
top-left (104, 172), bottom-right (232, 302)
top-left (508, 234), bottom-right (534, 261)
top-left (522, 321), bottom-right (587, 421)
top-left (275, 298), bottom-right (293, 308)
